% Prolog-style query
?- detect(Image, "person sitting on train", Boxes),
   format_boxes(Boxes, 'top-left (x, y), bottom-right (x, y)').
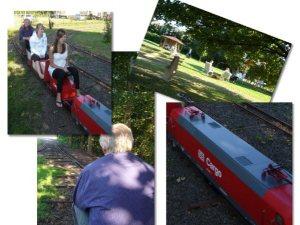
top-left (29, 23), bottom-right (48, 79)
top-left (48, 29), bottom-right (80, 108)
top-left (73, 123), bottom-right (155, 225)
top-left (19, 18), bottom-right (34, 55)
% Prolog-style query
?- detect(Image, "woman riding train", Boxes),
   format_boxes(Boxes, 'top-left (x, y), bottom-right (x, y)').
top-left (29, 23), bottom-right (48, 80)
top-left (48, 29), bottom-right (81, 108)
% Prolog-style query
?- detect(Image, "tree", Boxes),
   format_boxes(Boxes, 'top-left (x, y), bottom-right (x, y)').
top-left (152, 0), bottom-right (291, 88)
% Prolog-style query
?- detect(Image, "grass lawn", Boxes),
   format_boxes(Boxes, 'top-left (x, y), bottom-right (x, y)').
top-left (135, 39), bottom-right (272, 102)
top-left (11, 16), bottom-right (111, 59)
top-left (7, 45), bottom-right (43, 134)
top-left (37, 156), bottom-right (67, 221)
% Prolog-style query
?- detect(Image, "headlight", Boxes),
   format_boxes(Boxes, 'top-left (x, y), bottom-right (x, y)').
top-left (275, 213), bottom-right (284, 225)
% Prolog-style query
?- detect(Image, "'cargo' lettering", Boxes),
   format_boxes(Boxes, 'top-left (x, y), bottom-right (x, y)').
top-left (198, 149), bottom-right (222, 178)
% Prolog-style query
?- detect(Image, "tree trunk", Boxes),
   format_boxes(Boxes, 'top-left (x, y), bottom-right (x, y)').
top-left (87, 136), bottom-right (93, 154)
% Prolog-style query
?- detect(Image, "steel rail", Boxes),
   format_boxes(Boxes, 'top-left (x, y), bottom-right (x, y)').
top-left (67, 42), bottom-right (111, 64)
top-left (68, 61), bottom-right (111, 91)
top-left (234, 103), bottom-right (292, 136)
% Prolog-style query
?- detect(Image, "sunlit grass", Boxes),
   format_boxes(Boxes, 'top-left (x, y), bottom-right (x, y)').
top-left (137, 40), bottom-right (272, 102)
top-left (37, 155), bottom-right (67, 221)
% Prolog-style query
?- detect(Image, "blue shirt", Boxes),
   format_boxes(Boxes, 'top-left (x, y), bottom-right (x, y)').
top-left (19, 25), bottom-right (34, 41)
top-left (73, 152), bottom-right (155, 225)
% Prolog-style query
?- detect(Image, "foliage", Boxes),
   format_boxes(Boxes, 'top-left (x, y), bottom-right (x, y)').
top-left (104, 18), bottom-right (112, 44)
top-left (150, 0), bottom-right (291, 88)
top-left (112, 52), bottom-right (155, 165)
top-left (57, 136), bottom-right (102, 155)
top-left (145, 31), bottom-right (161, 44)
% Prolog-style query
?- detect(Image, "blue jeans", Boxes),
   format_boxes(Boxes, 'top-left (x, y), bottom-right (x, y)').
top-left (73, 204), bottom-right (89, 225)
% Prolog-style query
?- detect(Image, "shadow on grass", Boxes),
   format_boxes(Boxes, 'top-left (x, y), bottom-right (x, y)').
top-left (234, 80), bottom-right (273, 96)
top-left (183, 61), bottom-right (207, 74)
top-left (37, 155), bottom-right (67, 221)
top-left (133, 66), bottom-right (246, 102)
top-left (136, 52), bottom-right (272, 102)
top-left (8, 51), bottom-right (43, 134)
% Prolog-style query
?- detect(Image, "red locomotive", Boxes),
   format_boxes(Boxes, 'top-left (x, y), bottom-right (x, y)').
top-left (167, 103), bottom-right (292, 225)
top-left (24, 51), bottom-right (111, 135)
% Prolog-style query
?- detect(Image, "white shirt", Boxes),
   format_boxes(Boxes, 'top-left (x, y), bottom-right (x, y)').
top-left (48, 46), bottom-right (68, 76)
top-left (29, 31), bottom-right (47, 56)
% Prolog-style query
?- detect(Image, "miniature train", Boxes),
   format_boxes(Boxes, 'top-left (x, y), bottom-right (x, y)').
top-left (24, 50), bottom-right (111, 135)
top-left (167, 103), bottom-right (292, 225)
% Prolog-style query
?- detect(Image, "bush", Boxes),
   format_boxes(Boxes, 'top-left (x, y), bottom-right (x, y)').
top-left (112, 52), bottom-right (155, 165)
top-left (145, 32), bottom-right (161, 44)
top-left (104, 19), bottom-right (112, 44)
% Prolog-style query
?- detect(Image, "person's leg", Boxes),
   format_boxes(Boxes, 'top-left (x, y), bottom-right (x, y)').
top-left (38, 54), bottom-right (49, 76)
top-left (73, 204), bottom-right (89, 225)
top-left (25, 40), bottom-right (30, 52)
top-left (67, 66), bottom-right (80, 96)
top-left (52, 68), bottom-right (65, 107)
top-left (31, 54), bottom-right (44, 79)
top-left (19, 40), bottom-right (26, 55)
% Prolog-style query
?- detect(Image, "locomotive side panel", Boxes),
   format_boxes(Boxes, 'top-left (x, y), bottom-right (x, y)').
top-left (167, 106), bottom-right (269, 225)
top-left (71, 96), bottom-right (111, 135)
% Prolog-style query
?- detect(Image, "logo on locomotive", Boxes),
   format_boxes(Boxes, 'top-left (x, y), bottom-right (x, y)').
top-left (198, 149), bottom-right (222, 178)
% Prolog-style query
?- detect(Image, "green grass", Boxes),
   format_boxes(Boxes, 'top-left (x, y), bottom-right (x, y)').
top-left (37, 156), bottom-right (67, 221)
top-left (10, 16), bottom-right (111, 59)
top-left (7, 50), bottom-right (43, 134)
top-left (135, 39), bottom-right (272, 102)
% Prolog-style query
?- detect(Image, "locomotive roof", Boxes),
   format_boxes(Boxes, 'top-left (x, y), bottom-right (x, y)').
top-left (80, 101), bottom-right (112, 134)
top-left (177, 106), bottom-right (291, 197)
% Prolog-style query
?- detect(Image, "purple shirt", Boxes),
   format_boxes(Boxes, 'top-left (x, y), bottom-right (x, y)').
top-left (19, 25), bottom-right (34, 41)
top-left (73, 152), bottom-right (155, 225)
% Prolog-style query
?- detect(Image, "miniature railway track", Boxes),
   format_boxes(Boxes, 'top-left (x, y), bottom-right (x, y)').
top-left (68, 61), bottom-right (111, 91)
top-left (39, 141), bottom-right (86, 169)
top-left (234, 103), bottom-right (292, 136)
top-left (56, 144), bottom-right (85, 168)
top-left (38, 140), bottom-right (98, 225)
top-left (67, 42), bottom-right (111, 64)
top-left (176, 93), bottom-right (292, 136)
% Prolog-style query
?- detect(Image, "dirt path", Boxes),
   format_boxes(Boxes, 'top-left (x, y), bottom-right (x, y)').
top-left (38, 139), bottom-right (98, 225)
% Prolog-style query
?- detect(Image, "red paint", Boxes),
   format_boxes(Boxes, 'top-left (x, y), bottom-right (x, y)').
top-left (71, 95), bottom-right (107, 135)
top-left (167, 104), bottom-right (292, 225)
top-left (26, 58), bottom-right (110, 135)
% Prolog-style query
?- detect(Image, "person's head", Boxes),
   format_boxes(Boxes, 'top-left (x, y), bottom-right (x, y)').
top-left (23, 18), bottom-right (31, 28)
top-left (56, 29), bottom-right (67, 44)
top-left (35, 23), bottom-right (45, 37)
top-left (99, 123), bottom-right (134, 154)
top-left (226, 67), bottom-right (230, 71)
top-left (99, 135), bottom-right (111, 154)
top-left (53, 29), bottom-right (66, 53)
